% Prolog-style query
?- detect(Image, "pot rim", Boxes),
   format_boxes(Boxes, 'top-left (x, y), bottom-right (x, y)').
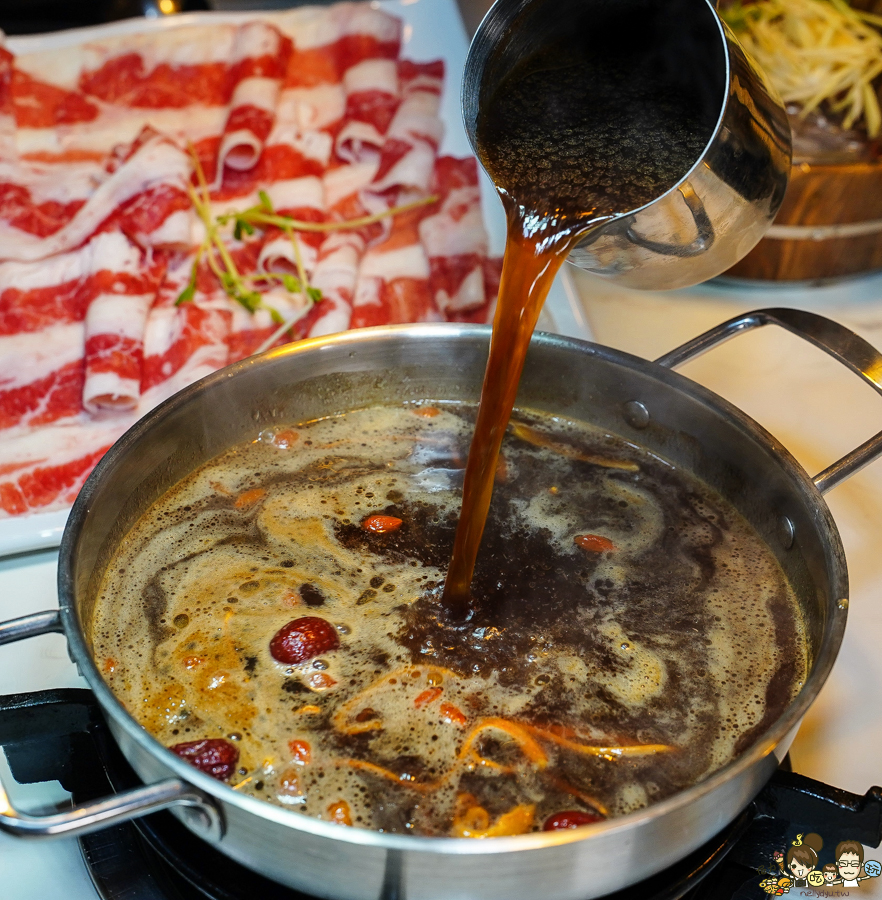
top-left (58, 322), bottom-right (848, 855)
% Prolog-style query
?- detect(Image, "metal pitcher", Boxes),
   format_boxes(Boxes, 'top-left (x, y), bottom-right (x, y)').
top-left (462, 0), bottom-right (792, 290)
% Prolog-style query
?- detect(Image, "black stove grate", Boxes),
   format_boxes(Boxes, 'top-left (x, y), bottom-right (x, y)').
top-left (0, 689), bottom-right (879, 900)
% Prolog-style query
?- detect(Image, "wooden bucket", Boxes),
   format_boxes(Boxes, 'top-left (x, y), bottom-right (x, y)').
top-left (725, 160), bottom-right (882, 282)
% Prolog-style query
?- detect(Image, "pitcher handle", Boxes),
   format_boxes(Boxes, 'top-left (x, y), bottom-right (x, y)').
top-left (654, 307), bottom-right (882, 495)
top-left (0, 612), bottom-right (223, 840)
top-left (624, 182), bottom-right (715, 258)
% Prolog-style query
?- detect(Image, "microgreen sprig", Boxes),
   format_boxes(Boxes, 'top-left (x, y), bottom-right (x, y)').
top-left (176, 146), bottom-right (269, 314)
top-left (216, 190), bottom-right (438, 237)
top-left (176, 145), bottom-right (439, 351)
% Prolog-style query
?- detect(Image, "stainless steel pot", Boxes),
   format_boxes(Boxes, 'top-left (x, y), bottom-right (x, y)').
top-left (2, 308), bottom-right (882, 900)
top-left (462, 0), bottom-right (792, 290)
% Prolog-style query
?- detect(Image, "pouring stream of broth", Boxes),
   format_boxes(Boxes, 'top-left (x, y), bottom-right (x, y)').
top-left (442, 29), bottom-right (718, 613)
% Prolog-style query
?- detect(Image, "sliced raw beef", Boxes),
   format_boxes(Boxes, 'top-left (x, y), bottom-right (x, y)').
top-left (351, 205), bottom-right (436, 328)
top-left (419, 156), bottom-right (489, 315)
top-left (217, 22), bottom-right (292, 174)
top-left (0, 4), bottom-right (501, 520)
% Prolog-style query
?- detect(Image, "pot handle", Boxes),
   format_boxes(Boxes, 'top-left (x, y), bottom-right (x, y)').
top-left (654, 307), bottom-right (882, 495)
top-left (0, 610), bottom-right (63, 644)
top-left (0, 611), bottom-right (224, 841)
top-left (0, 775), bottom-right (222, 840)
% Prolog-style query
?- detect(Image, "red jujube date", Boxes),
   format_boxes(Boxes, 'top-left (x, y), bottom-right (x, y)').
top-left (542, 810), bottom-right (605, 831)
top-left (170, 738), bottom-right (239, 781)
top-left (270, 616), bottom-right (340, 664)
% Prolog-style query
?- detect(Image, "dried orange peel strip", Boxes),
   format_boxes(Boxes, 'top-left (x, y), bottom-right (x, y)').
top-left (543, 773), bottom-right (610, 818)
top-left (332, 690), bottom-right (670, 828)
top-left (459, 718), bottom-right (549, 771)
top-left (300, 434), bottom-right (445, 449)
top-left (451, 798), bottom-right (536, 838)
top-left (511, 422), bottom-right (639, 471)
top-left (332, 666), bottom-right (460, 735)
top-left (525, 723), bottom-right (672, 759)
top-left (336, 718), bottom-right (550, 793)
top-left (335, 759), bottom-right (437, 793)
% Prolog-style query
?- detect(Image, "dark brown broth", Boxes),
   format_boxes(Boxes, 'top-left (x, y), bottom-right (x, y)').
top-left (91, 405), bottom-right (806, 835)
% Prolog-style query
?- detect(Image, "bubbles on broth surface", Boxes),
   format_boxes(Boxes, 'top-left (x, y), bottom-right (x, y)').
top-left (91, 404), bottom-right (807, 835)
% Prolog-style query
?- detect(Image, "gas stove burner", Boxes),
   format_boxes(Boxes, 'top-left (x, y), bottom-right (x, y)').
top-left (0, 690), bottom-right (879, 900)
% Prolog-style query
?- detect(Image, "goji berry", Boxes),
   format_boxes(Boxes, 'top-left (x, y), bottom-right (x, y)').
top-left (362, 514), bottom-right (403, 534)
top-left (574, 534), bottom-right (615, 553)
top-left (414, 687), bottom-right (443, 708)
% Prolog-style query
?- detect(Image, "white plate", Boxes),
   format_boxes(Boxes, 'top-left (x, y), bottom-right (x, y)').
top-left (0, 0), bottom-right (590, 558)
